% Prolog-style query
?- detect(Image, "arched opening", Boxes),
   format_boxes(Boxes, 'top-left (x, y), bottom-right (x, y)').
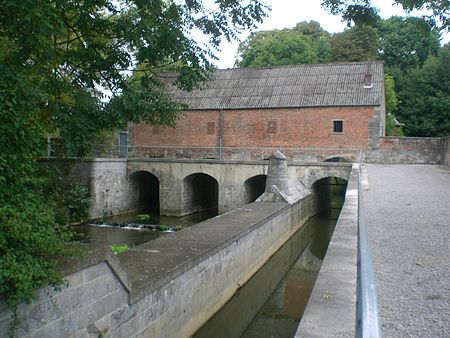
top-left (309, 176), bottom-right (348, 258)
top-left (244, 175), bottom-right (267, 203)
top-left (323, 157), bottom-right (350, 163)
top-left (183, 173), bottom-right (218, 216)
top-left (129, 171), bottom-right (160, 214)
top-left (311, 176), bottom-right (348, 215)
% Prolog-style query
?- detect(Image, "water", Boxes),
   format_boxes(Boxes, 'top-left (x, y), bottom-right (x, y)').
top-left (71, 209), bottom-right (217, 248)
top-left (194, 184), bottom-right (346, 338)
top-left (240, 210), bottom-right (339, 338)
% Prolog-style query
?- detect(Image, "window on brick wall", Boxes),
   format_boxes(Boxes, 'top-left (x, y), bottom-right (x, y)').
top-left (267, 121), bottom-right (277, 134)
top-left (207, 122), bottom-right (215, 135)
top-left (333, 120), bottom-right (344, 133)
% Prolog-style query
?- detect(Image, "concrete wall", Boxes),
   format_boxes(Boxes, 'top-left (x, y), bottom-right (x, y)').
top-left (0, 189), bottom-right (323, 338)
top-left (365, 137), bottom-right (445, 164)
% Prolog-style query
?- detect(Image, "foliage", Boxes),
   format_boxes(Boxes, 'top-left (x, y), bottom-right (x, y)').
top-left (395, 44), bottom-right (450, 136)
top-left (321, 0), bottom-right (450, 31)
top-left (386, 113), bottom-right (405, 136)
top-left (136, 214), bottom-right (152, 222)
top-left (384, 74), bottom-right (398, 115)
top-left (110, 244), bottom-right (129, 254)
top-left (236, 30), bottom-right (320, 67)
top-left (330, 25), bottom-right (380, 61)
top-left (379, 16), bottom-right (440, 70)
top-left (65, 184), bottom-right (91, 223)
top-left (235, 21), bottom-right (333, 67)
top-left (158, 225), bottom-right (169, 231)
top-left (0, 0), bottom-right (268, 312)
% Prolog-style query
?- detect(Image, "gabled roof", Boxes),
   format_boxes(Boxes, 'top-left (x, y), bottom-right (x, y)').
top-left (160, 61), bottom-right (384, 110)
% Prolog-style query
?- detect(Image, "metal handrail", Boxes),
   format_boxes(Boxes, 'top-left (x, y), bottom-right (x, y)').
top-left (46, 143), bottom-right (364, 160)
top-left (356, 161), bottom-right (381, 337)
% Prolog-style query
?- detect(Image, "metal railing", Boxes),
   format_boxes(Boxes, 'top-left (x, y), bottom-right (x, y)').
top-left (356, 161), bottom-right (381, 337)
top-left (47, 144), bottom-right (364, 162)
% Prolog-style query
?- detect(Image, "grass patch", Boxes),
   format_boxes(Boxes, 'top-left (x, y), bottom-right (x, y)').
top-left (110, 244), bottom-right (129, 254)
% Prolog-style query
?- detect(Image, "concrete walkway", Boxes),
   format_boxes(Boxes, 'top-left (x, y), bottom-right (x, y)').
top-left (364, 164), bottom-right (450, 337)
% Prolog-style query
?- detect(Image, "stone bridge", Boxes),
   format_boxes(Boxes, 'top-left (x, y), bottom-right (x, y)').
top-left (45, 158), bottom-right (352, 218)
top-left (76, 158), bottom-right (352, 218)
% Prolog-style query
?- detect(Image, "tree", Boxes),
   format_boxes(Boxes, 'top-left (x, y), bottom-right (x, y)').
top-left (0, 0), bottom-right (268, 313)
top-left (321, 0), bottom-right (450, 31)
top-left (395, 44), bottom-right (450, 136)
top-left (236, 30), bottom-right (320, 67)
top-left (384, 74), bottom-right (405, 136)
top-left (379, 16), bottom-right (440, 71)
top-left (330, 25), bottom-right (379, 62)
top-left (235, 21), bottom-right (332, 67)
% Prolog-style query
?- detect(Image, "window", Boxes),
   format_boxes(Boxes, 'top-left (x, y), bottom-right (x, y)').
top-left (267, 121), bottom-right (277, 134)
top-left (207, 122), bottom-right (215, 135)
top-left (333, 120), bottom-right (343, 133)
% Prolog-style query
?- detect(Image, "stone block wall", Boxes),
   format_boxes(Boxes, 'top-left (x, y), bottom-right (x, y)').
top-left (0, 190), bottom-right (324, 337)
top-left (443, 137), bottom-right (450, 166)
top-left (43, 158), bottom-right (130, 219)
top-left (365, 137), bottom-right (444, 164)
top-left (88, 159), bottom-right (129, 218)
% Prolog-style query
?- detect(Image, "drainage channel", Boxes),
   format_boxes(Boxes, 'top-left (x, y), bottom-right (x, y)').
top-left (193, 186), bottom-right (345, 338)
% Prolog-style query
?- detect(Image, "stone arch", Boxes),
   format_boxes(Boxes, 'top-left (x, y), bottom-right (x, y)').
top-left (129, 171), bottom-right (160, 214)
top-left (243, 175), bottom-right (267, 203)
top-left (305, 170), bottom-right (350, 189)
top-left (311, 176), bottom-right (348, 214)
top-left (182, 173), bottom-right (218, 216)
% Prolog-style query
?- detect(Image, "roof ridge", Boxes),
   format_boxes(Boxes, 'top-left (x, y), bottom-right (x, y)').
top-left (216, 60), bottom-right (384, 72)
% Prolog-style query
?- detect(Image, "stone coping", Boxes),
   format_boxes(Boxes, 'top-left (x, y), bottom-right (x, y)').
top-left (119, 202), bottom-right (289, 303)
top-left (127, 157), bottom-right (354, 167)
top-left (59, 201), bottom-right (289, 304)
top-left (295, 164), bottom-right (359, 337)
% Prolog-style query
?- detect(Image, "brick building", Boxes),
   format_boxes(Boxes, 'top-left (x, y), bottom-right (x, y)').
top-left (128, 61), bottom-right (386, 161)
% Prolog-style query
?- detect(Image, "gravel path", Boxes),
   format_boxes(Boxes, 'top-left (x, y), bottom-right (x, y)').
top-left (364, 164), bottom-right (450, 338)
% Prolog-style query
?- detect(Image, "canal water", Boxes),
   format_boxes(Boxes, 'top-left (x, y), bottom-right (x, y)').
top-left (72, 209), bottom-right (217, 248)
top-left (193, 183), bottom-right (346, 338)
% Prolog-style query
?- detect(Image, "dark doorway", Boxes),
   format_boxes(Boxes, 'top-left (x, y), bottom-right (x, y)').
top-left (183, 173), bottom-right (219, 215)
top-left (129, 171), bottom-right (160, 214)
top-left (244, 175), bottom-right (267, 203)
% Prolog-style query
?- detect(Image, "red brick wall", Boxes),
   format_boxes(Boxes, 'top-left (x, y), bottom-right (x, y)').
top-left (132, 111), bottom-right (220, 147)
top-left (131, 106), bottom-right (375, 151)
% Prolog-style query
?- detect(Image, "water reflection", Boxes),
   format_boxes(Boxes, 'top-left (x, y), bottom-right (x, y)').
top-left (194, 183), bottom-right (347, 338)
top-left (241, 213), bottom-right (337, 338)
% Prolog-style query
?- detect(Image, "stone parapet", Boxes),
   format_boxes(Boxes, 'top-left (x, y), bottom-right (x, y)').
top-left (365, 136), bottom-right (445, 164)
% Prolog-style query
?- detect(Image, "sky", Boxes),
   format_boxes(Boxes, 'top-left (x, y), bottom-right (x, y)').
top-left (212, 0), bottom-right (449, 69)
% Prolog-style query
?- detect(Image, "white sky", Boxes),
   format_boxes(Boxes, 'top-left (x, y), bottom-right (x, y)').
top-left (213, 0), bottom-right (449, 69)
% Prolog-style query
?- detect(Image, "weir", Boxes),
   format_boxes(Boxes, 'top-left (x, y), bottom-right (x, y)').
top-left (0, 156), bottom-right (359, 338)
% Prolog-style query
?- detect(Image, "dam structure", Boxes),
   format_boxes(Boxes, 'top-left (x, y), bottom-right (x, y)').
top-left (0, 153), bottom-right (360, 337)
